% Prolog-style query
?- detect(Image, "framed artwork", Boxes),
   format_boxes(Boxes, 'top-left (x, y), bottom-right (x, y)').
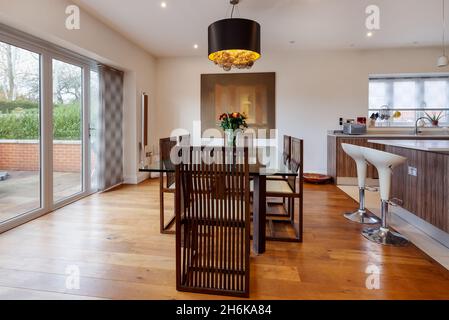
top-left (201, 72), bottom-right (276, 134)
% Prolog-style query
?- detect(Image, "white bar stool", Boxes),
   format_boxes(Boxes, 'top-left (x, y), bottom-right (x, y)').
top-left (341, 143), bottom-right (379, 224)
top-left (360, 147), bottom-right (409, 246)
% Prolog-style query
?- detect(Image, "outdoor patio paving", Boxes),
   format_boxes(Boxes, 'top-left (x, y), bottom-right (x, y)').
top-left (0, 171), bottom-right (80, 223)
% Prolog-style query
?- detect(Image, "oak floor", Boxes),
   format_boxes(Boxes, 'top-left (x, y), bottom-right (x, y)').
top-left (1, 179), bottom-right (449, 300)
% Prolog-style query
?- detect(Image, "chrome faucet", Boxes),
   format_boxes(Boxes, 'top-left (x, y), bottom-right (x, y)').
top-left (414, 117), bottom-right (428, 135)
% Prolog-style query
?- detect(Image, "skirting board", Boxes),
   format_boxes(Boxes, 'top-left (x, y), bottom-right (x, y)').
top-left (392, 205), bottom-right (449, 250)
top-left (124, 172), bottom-right (149, 184)
top-left (337, 177), bottom-right (379, 187)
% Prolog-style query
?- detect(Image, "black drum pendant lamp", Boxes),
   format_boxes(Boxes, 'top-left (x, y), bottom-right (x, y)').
top-left (208, 0), bottom-right (261, 71)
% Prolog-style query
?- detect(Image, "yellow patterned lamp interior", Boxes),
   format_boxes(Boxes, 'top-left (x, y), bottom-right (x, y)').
top-left (208, 50), bottom-right (261, 71)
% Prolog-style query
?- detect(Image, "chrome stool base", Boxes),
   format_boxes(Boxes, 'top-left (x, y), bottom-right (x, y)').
top-left (343, 188), bottom-right (379, 224)
top-left (362, 227), bottom-right (409, 246)
top-left (344, 210), bottom-right (380, 225)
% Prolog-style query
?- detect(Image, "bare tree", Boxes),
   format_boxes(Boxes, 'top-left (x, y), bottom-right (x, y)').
top-left (53, 61), bottom-right (81, 105)
top-left (0, 43), bottom-right (18, 101)
top-left (0, 42), bottom-right (40, 103)
top-left (0, 41), bottom-right (80, 105)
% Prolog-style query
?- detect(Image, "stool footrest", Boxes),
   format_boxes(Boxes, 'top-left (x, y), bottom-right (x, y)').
top-left (388, 198), bottom-right (403, 207)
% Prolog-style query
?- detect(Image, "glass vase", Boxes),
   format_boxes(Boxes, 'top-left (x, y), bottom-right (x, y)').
top-left (224, 130), bottom-right (235, 147)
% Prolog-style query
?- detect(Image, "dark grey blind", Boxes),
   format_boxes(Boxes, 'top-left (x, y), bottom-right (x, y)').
top-left (98, 65), bottom-right (124, 191)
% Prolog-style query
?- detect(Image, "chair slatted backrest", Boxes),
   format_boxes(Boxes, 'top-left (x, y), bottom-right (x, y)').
top-left (283, 135), bottom-right (292, 167)
top-left (236, 131), bottom-right (256, 164)
top-left (179, 134), bottom-right (190, 147)
top-left (288, 138), bottom-right (304, 191)
top-left (175, 147), bottom-right (250, 298)
top-left (160, 137), bottom-right (177, 188)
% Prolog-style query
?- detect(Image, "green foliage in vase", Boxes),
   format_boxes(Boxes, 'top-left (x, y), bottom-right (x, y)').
top-left (218, 112), bottom-right (248, 131)
top-left (424, 111), bottom-right (444, 122)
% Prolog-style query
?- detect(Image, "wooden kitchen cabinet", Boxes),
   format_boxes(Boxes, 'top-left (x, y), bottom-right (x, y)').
top-left (327, 135), bottom-right (385, 183)
top-left (388, 145), bottom-right (449, 233)
top-left (327, 134), bottom-right (449, 184)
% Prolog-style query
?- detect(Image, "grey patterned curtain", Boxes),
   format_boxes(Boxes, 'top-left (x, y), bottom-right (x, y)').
top-left (98, 65), bottom-right (124, 191)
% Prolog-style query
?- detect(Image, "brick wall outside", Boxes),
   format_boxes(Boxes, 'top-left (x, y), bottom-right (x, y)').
top-left (0, 140), bottom-right (81, 172)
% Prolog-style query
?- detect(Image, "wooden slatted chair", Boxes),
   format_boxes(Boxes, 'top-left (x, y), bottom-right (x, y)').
top-left (269, 135), bottom-right (291, 178)
top-left (159, 137), bottom-right (177, 234)
top-left (159, 135), bottom-right (191, 234)
top-left (179, 134), bottom-right (190, 147)
top-left (266, 135), bottom-right (292, 213)
top-left (236, 131), bottom-right (256, 164)
top-left (283, 135), bottom-right (292, 169)
top-left (175, 147), bottom-right (250, 297)
top-left (264, 137), bottom-right (304, 242)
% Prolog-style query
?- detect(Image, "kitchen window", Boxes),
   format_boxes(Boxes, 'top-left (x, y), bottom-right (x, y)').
top-left (368, 75), bottom-right (449, 127)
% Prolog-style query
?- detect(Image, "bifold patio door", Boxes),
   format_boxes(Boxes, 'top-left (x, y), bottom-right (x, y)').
top-left (0, 41), bottom-right (41, 225)
top-left (0, 33), bottom-right (99, 233)
top-left (52, 58), bottom-right (85, 204)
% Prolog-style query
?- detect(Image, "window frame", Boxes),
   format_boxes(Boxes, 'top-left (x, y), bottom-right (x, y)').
top-left (368, 74), bottom-right (449, 128)
top-left (0, 23), bottom-right (99, 233)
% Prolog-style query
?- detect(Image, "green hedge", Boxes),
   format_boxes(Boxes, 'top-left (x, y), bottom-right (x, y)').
top-left (0, 100), bottom-right (39, 113)
top-left (0, 104), bottom-right (81, 140)
top-left (53, 105), bottom-right (82, 140)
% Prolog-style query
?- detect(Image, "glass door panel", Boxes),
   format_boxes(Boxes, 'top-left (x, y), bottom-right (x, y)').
top-left (52, 59), bottom-right (83, 203)
top-left (0, 41), bottom-right (41, 223)
top-left (89, 69), bottom-right (100, 192)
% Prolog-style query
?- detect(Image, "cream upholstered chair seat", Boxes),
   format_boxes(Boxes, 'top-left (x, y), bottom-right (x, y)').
top-left (250, 179), bottom-right (293, 194)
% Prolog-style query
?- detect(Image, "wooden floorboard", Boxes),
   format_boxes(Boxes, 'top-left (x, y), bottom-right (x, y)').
top-left (0, 180), bottom-right (449, 299)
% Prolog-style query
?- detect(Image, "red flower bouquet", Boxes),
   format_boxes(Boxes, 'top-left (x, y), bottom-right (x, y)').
top-left (218, 112), bottom-right (248, 131)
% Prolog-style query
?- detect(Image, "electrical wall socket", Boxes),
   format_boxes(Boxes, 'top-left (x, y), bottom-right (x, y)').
top-left (408, 166), bottom-right (417, 177)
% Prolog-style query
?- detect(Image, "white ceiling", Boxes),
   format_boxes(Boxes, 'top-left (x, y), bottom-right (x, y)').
top-left (74, 0), bottom-right (447, 57)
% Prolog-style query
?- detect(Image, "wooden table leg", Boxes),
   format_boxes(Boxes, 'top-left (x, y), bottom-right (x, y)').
top-left (253, 175), bottom-right (266, 254)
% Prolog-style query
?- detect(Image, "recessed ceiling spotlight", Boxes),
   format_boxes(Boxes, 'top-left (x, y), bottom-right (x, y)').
top-left (161, 2), bottom-right (167, 8)
top-left (289, 40), bottom-right (296, 44)
top-left (193, 44), bottom-right (199, 49)
top-left (366, 31), bottom-right (374, 38)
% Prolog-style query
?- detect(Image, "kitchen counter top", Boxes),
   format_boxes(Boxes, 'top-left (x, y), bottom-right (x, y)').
top-left (368, 139), bottom-right (449, 152)
top-left (328, 130), bottom-right (449, 138)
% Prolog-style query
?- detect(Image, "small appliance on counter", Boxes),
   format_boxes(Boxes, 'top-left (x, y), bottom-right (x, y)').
top-left (343, 123), bottom-right (367, 135)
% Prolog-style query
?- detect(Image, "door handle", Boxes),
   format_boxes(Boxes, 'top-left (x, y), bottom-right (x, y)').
top-left (88, 127), bottom-right (96, 138)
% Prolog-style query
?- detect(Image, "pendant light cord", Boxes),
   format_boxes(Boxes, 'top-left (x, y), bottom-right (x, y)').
top-left (443, 0), bottom-right (446, 55)
top-left (229, 0), bottom-right (240, 18)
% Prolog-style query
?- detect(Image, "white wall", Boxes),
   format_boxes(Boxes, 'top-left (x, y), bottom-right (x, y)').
top-left (156, 48), bottom-right (449, 173)
top-left (0, 0), bottom-right (156, 184)
top-left (1, 1), bottom-right (448, 175)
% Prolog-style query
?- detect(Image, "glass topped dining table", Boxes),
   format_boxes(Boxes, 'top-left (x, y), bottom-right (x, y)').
top-left (139, 158), bottom-right (297, 254)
